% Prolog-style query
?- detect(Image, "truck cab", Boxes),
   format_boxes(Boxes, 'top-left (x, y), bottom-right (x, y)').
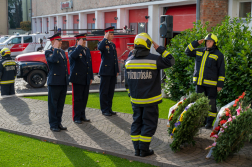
top-left (0, 33), bottom-right (50, 57)
top-left (15, 33), bottom-right (135, 88)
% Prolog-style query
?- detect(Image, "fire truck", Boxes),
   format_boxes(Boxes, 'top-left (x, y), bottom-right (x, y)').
top-left (15, 31), bottom-right (135, 88)
top-left (0, 33), bottom-right (50, 57)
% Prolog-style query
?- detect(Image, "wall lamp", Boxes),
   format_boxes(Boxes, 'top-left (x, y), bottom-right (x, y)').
top-left (93, 18), bottom-right (96, 21)
top-left (145, 16), bottom-right (150, 19)
top-left (114, 17), bottom-right (118, 20)
top-left (64, 20), bottom-right (67, 22)
top-left (77, 19), bottom-right (79, 21)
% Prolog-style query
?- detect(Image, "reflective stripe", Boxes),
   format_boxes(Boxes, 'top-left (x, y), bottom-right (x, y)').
top-left (162, 51), bottom-right (170, 58)
top-left (209, 54), bottom-right (218, 60)
top-left (196, 51), bottom-right (203, 56)
top-left (193, 77), bottom-right (197, 82)
top-left (188, 43), bottom-right (194, 51)
top-left (125, 59), bottom-right (156, 66)
top-left (139, 135), bottom-right (152, 142)
top-left (197, 51), bottom-right (209, 85)
top-left (131, 94), bottom-right (162, 104)
top-left (0, 80), bottom-right (15, 84)
top-left (131, 135), bottom-right (140, 141)
top-left (218, 76), bottom-right (225, 81)
top-left (203, 79), bottom-right (217, 86)
top-left (136, 35), bottom-right (148, 41)
top-left (2, 60), bottom-right (16, 67)
top-left (208, 112), bottom-right (217, 117)
top-left (125, 63), bottom-right (157, 70)
top-left (126, 89), bottom-right (130, 93)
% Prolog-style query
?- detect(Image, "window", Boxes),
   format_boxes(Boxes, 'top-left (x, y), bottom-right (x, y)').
top-left (138, 22), bottom-right (147, 33)
top-left (87, 40), bottom-right (99, 51)
top-left (61, 41), bottom-right (69, 51)
top-left (23, 36), bottom-right (33, 43)
top-left (105, 23), bottom-right (117, 29)
top-left (73, 23), bottom-right (78, 29)
top-left (239, 2), bottom-right (251, 17)
top-left (8, 37), bottom-right (21, 44)
top-left (88, 23), bottom-right (95, 32)
top-left (129, 23), bottom-right (137, 34)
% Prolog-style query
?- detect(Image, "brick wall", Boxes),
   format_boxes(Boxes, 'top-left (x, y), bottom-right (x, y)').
top-left (200, 0), bottom-right (228, 30)
top-left (32, 0), bottom-right (159, 17)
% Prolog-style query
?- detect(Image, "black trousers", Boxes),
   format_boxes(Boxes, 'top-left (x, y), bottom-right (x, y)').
top-left (99, 75), bottom-right (116, 114)
top-left (196, 85), bottom-right (217, 124)
top-left (1, 83), bottom-right (15, 96)
top-left (48, 85), bottom-right (67, 128)
top-left (131, 104), bottom-right (159, 151)
top-left (72, 83), bottom-right (90, 121)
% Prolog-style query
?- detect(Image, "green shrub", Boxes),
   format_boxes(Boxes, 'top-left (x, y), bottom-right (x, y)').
top-left (164, 15), bottom-right (252, 107)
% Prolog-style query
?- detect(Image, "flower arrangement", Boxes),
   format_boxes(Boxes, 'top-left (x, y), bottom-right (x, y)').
top-left (168, 94), bottom-right (210, 152)
top-left (206, 92), bottom-right (252, 162)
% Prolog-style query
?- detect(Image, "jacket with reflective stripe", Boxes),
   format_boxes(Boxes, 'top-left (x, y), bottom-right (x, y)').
top-left (185, 40), bottom-right (225, 88)
top-left (125, 46), bottom-right (175, 107)
top-left (0, 58), bottom-right (17, 84)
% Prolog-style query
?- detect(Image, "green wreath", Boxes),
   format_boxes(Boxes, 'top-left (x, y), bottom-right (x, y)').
top-left (168, 93), bottom-right (210, 152)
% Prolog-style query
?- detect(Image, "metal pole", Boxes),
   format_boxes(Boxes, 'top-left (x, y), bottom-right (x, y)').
top-left (196, 0), bottom-right (200, 23)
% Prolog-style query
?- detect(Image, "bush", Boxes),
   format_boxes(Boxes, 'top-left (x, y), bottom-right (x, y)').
top-left (20, 21), bottom-right (31, 32)
top-left (164, 15), bottom-right (252, 107)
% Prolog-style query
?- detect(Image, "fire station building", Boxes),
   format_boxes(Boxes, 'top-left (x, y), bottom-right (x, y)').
top-left (31, 0), bottom-right (240, 50)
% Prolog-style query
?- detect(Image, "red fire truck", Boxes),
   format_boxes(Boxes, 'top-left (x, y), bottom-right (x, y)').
top-left (15, 32), bottom-right (135, 88)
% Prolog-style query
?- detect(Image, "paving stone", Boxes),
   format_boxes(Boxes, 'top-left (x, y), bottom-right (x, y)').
top-left (0, 96), bottom-right (251, 166)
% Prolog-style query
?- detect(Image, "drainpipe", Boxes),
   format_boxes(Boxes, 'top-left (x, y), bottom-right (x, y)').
top-left (196, 0), bottom-right (200, 24)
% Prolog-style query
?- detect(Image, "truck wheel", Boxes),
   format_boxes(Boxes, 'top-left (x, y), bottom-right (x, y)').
top-left (27, 70), bottom-right (46, 88)
top-left (23, 76), bottom-right (27, 82)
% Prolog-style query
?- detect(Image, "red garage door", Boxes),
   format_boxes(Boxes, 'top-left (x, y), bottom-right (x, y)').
top-left (165, 4), bottom-right (196, 32)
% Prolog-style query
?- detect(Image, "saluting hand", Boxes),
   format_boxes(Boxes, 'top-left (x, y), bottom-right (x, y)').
top-left (53, 40), bottom-right (60, 49)
top-left (78, 38), bottom-right (84, 46)
top-left (152, 41), bottom-right (159, 50)
top-left (198, 39), bottom-right (204, 45)
top-left (104, 32), bottom-right (109, 39)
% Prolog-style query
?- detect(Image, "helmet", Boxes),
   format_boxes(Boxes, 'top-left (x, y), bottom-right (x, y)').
top-left (134, 33), bottom-right (152, 50)
top-left (204, 33), bottom-right (218, 45)
top-left (0, 47), bottom-right (11, 57)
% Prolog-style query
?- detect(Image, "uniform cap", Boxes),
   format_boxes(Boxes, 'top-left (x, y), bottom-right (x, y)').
top-left (74, 33), bottom-right (87, 40)
top-left (104, 26), bottom-right (115, 33)
top-left (127, 43), bottom-right (134, 47)
top-left (48, 33), bottom-right (62, 41)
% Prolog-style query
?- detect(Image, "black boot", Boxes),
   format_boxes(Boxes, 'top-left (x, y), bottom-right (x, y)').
top-left (205, 123), bottom-right (212, 129)
top-left (135, 149), bottom-right (140, 156)
top-left (140, 149), bottom-right (154, 157)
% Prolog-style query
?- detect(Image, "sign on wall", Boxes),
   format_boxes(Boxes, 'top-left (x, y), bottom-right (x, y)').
top-left (61, 0), bottom-right (73, 10)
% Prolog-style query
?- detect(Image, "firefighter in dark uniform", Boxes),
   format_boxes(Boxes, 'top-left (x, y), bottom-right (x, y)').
top-left (68, 33), bottom-right (94, 124)
top-left (127, 43), bottom-right (134, 58)
top-left (45, 33), bottom-right (69, 132)
top-left (125, 33), bottom-right (175, 157)
top-left (185, 33), bottom-right (225, 129)
top-left (0, 48), bottom-right (16, 96)
top-left (98, 26), bottom-right (119, 116)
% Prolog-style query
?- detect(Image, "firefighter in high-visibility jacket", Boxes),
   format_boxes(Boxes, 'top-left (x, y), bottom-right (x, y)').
top-left (185, 33), bottom-right (225, 129)
top-left (125, 33), bottom-right (175, 157)
top-left (0, 48), bottom-right (17, 96)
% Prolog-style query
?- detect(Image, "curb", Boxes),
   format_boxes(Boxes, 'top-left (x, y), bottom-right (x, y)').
top-left (0, 127), bottom-right (175, 167)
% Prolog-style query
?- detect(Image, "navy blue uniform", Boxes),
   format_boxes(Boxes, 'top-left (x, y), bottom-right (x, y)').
top-left (125, 46), bottom-right (175, 151)
top-left (45, 47), bottom-right (69, 129)
top-left (98, 38), bottom-right (119, 114)
top-left (68, 45), bottom-right (94, 121)
top-left (128, 51), bottom-right (133, 58)
top-left (0, 57), bottom-right (16, 96)
top-left (185, 40), bottom-right (225, 124)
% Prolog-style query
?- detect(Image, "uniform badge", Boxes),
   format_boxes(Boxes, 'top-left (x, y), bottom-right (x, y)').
top-left (106, 45), bottom-right (110, 53)
top-left (79, 54), bottom-right (82, 58)
top-left (49, 54), bottom-right (53, 57)
top-left (69, 50), bottom-right (73, 53)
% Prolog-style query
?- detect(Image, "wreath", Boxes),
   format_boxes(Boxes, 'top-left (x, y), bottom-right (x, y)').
top-left (168, 93), bottom-right (210, 152)
top-left (206, 92), bottom-right (252, 162)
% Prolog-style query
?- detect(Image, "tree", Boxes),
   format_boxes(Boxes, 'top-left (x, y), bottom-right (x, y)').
top-left (20, 21), bottom-right (31, 31)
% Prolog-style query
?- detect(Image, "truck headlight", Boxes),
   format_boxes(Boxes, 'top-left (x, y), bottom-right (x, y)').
top-left (16, 64), bottom-right (21, 76)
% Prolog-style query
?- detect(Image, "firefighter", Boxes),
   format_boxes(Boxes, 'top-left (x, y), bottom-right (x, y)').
top-left (125, 33), bottom-right (175, 157)
top-left (185, 33), bottom-right (225, 129)
top-left (98, 26), bottom-right (119, 116)
top-left (127, 43), bottom-right (134, 58)
top-left (68, 33), bottom-right (94, 124)
top-left (0, 48), bottom-right (16, 96)
top-left (45, 33), bottom-right (69, 132)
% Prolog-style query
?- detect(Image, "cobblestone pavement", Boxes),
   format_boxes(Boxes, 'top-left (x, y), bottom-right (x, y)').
top-left (0, 96), bottom-right (252, 167)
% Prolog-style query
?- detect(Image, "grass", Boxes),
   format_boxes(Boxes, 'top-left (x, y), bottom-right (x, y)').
top-left (0, 130), bottom-right (154, 167)
top-left (25, 92), bottom-right (176, 119)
